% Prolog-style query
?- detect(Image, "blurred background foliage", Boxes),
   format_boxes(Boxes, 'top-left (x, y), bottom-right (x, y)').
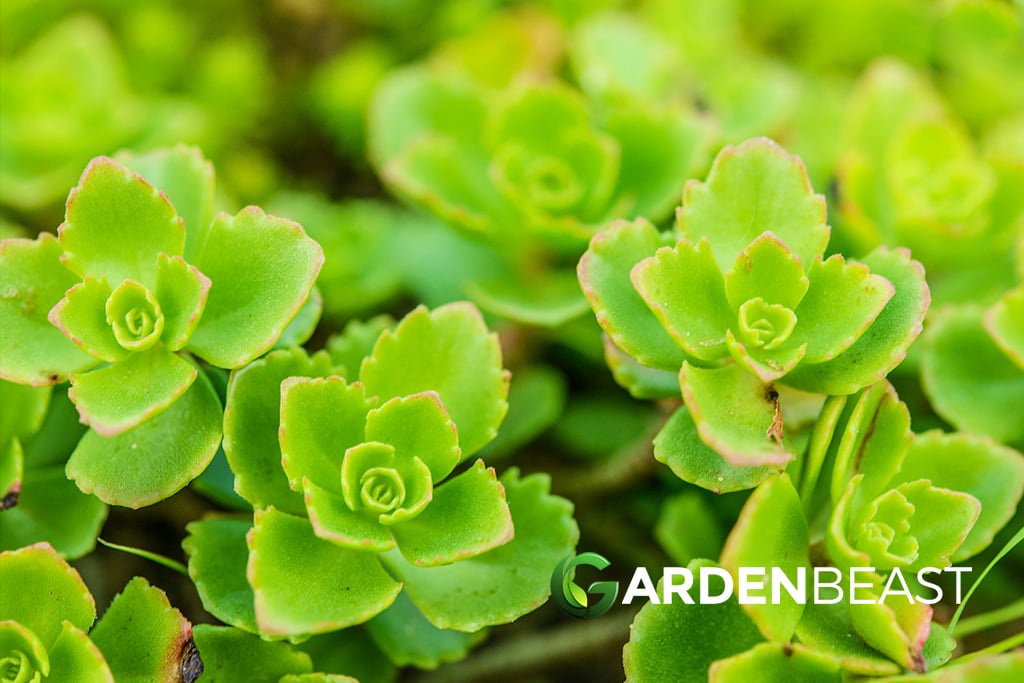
top-left (2, 1), bottom-right (1022, 681)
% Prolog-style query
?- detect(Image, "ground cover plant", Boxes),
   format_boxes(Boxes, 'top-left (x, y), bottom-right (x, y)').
top-left (1, 1), bottom-right (1023, 681)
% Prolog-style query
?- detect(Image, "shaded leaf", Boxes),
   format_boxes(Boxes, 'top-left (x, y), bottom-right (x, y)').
top-left (193, 624), bottom-right (312, 683)
top-left (365, 592), bottom-right (484, 669)
top-left (709, 642), bottom-right (841, 683)
top-left (183, 518), bottom-right (258, 633)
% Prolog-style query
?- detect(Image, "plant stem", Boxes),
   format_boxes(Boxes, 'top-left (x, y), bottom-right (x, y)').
top-left (952, 597), bottom-right (1024, 638)
top-left (98, 538), bottom-right (188, 575)
top-left (950, 631), bottom-right (1024, 666)
top-left (409, 607), bottom-right (638, 683)
top-left (947, 524), bottom-right (1024, 636)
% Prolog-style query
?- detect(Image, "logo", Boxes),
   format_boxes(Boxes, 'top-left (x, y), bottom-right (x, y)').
top-left (551, 552), bottom-right (619, 618)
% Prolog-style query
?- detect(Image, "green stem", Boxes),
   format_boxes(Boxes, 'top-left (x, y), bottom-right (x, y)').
top-left (798, 395), bottom-right (846, 512)
top-left (98, 538), bottom-right (188, 576)
top-left (952, 597), bottom-right (1024, 638)
top-left (950, 631), bottom-right (1024, 666)
top-left (947, 524), bottom-right (1024, 636)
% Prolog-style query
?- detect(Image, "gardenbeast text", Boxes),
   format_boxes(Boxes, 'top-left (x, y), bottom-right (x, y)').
top-left (623, 566), bottom-right (972, 606)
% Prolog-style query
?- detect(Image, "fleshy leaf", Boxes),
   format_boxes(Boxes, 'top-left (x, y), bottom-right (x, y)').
top-left (381, 470), bottom-right (577, 632)
top-left (187, 206), bottom-right (323, 369)
top-left (681, 363), bottom-right (793, 467)
top-left (248, 508), bottom-right (401, 636)
top-left (59, 157), bottom-right (185, 288)
top-left (183, 518), bottom-right (258, 633)
top-left (678, 138), bottom-right (829, 273)
top-left (709, 642), bottom-right (841, 683)
top-left (720, 474), bottom-right (809, 641)
top-left (225, 348), bottom-right (335, 514)
top-left (0, 234), bottom-right (97, 385)
top-left (0, 620), bottom-right (50, 680)
top-left (891, 431), bottom-right (1024, 560)
top-left (724, 232), bottom-right (809, 310)
top-left (922, 305), bottom-right (1024, 444)
top-left (47, 622), bottom-right (114, 683)
top-left (116, 146), bottom-right (216, 260)
top-left (365, 392), bottom-right (460, 482)
top-left (578, 218), bottom-right (684, 371)
top-left (792, 255), bottom-right (894, 364)
top-left (784, 247), bottom-right (928, 395)
top-left (48, 276), bottom-right (126, 363)
top-left (279, 376), bottom-right (373, 496)
top-left (304, 478), bottom-right (395, 552)
top-left (848, 575), bottom-right (931, 672)
top-left (89, 577), bottom-right (194, 683)
top-left (623, 560), bottom-right (764, 683)
top-left (389, 460), bottom-right (513, 567)
top-left (325, 315), bottom-right (394, 378)
top-left (794, 602), bottom-right (901, 676)
top-left (192, 624), bottom-right (313, 683)
top-left (0, 543), bottom-right (95, 647)
top-left (66, 369), bottom-right (222, 508)
top-left (894, 480), bottom-right (980, 570)
top-left (295, 630), bottom-right (396, 683)
top-left (632, 239), bottom-right (733, 362)
top-left (465, 270), bottom-right (591, 327)
top-left (365, 592), bottom-right (484, 669)
top-left (155, 254), bottom-right (210, 351)
top-left (603, 336), bottom-right (682, 399)
top-left (0, 466), bottom-right (108, 559)
top-left (360, 303), bottom-right (509, 458)
top-left (986, 286), bottom-right (1024, 367)
top-left (653, 407), bottom-right (780, 493)
top-left (68, 346), bottom-right (197, 436)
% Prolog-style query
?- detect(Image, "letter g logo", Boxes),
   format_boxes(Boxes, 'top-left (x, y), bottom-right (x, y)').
top-left (551, 552), bottom-right (619, 618)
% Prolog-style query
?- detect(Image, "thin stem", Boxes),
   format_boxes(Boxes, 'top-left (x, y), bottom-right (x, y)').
top-left (947, 524), bottom-right (1024, 636)
top-left (950, 631), bottom-right (1024, 666)
top-left (98, 538), bottom-right (188, 576)
top-left (799, 395), bottom-right (846, 511)
top-left (410, 608), bottom-right (637, 683)
top-left (952, 597), bottom-right (1024, 638)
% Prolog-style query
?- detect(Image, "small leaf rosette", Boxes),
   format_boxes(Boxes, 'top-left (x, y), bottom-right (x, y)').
top-left (0, 542), bottom-right (199, 682)
top-left (0, 147), bottom-right (323, 507)
top-left (579, 137), bottom-right (929, 468)
top-left (185, 304), bottom-right (578, 643)
top-left (371, 67), bottom-right (709, 251)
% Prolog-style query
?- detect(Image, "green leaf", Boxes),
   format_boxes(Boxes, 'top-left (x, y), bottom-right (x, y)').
top-left (47, 622), bottom-right (114, 683)
top-left (279, 376), bottom-right (373, 496)
top-left (632, 238), bottom-right (733, 362)
top-left (603, 336), bottom-right (682, 400)
top-left (90, 577), bottom-right (193, 683)
top-left (0, 380), bottom-right (50, 450)
top-left (187, 206), bottom-right (323, 369)
top-left (59, 157), bottom-right (185, 288)
top-left (655, 492), bottom-right (725, 566)
top-left (48, 276), bottom-right (126, 363)
top-left (66, 368), bottom-right (222, 507)
top-left (604, 102), bottom-right (710, 220)
top-left (116, 145), bottom-right (216, 261)
top-left (653, 407), bottom-right (780, 493)
top-left (381, 469), bottom-right (578, 632)
top-left (724, 232), bottom-right (809, 311)
top-left (720, 473), bottom-right (809, 641)
top-left (0, 466), bottom-right (108, 560)
top-left (225, 348), bottom-right (335, 514)
top-left (784, 247), bottom-right (928, 395)
top-left (578, 218), bottom-right (684, 371)
top-left (681, 363), bottom-right (793, 467)
top-left (365, 392), bottom-right (460, 482)
top-left (791, 255), bottom-right (895, 364)
top-left (325, 315), bottom-right (394, 378)
top-left (183, 518), bottom-right (258, 633)
top-left (0, 620), bottom-right (51, 680)
top-left (360, 303), bottom-right (509, 459)
top-left (0, 234), bottom-right (97, 385)
top-left (623, 560), bottom-right (764, 683)
top-left (248, 508), bottom-right (401, 636)
top-left (365, 592), bottom-right (484, 669)
top-left (678, 138), bottom-right (829, 273)
top-left (193, 624), bottom-right (313, 683)
top-left (390, 460), bottom-right (513, 567)
top-left (891, 431), bottom-right (1024, 560)
top-left (709, 642), bottom-right (841, 683)
top-left (68, 347), bottom-right (197, 436)
top-left (893, 480), bottom-right (980, 570)
top-left (794, 602), bottom-right (901, 676)
top-left (465, 270), bottom-right (591, 327)
top-left (986, 286), bottom-right (1024, 368)
top-left (368, 67), bottom-right (486, 166)
top-left (0, 542), bottom-right (95, 647)
top-left (296, 630), bottom-right (396, 683)
top-left (922, 305), bottom-right (1024, 444)
top-left (847, 574), bottom-right (931, 672)
top-left (155, 254), bottom-right (210, 351)
top-left (304, 478), bottom-right (395, 552)
top-left (273, 286), bottom-right (322, 350)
